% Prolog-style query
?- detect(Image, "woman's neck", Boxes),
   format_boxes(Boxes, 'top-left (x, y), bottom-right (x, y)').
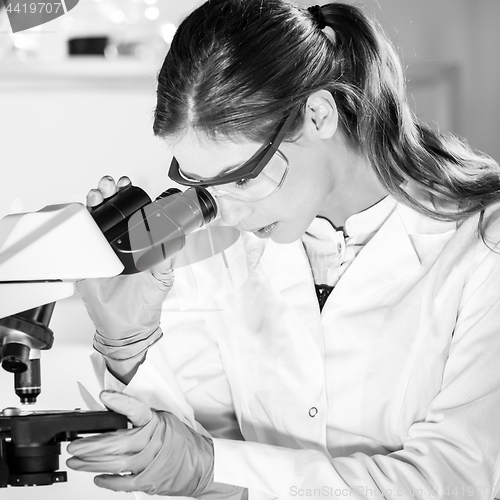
top-left (318, 148), bottom-right (389, 228)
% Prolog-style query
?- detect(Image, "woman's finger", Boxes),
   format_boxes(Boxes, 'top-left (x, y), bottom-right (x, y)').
top-left (66, 454), bottom-right (134, 474)
top-left (86, 175), bottom-right (130, 209)
top-left (67, 431), bottom-right (126, 456)
top-left (86, 188), bottom-right (104, 209)
top-left (98, 175), bottom-right (117, 199)
top-left (67, 427), bottom-right (150, 456)
top-left (149, 257), bottom-right (175, 291)
top-left (100, 391), bottom-right (153, 427)
top-left (117, 176), bottom-right (132, 190)
top-left (94, 473), bottom-right (141, 492)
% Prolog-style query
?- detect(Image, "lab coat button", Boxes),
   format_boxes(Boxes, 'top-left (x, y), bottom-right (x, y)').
top-left (309, 407), bottom-right (318, 417)
top-left (337, 242), bottom-right (342, 253)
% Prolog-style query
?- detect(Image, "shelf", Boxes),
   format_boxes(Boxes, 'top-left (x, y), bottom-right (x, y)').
top-left (0, 58), bottom-right (162, 90)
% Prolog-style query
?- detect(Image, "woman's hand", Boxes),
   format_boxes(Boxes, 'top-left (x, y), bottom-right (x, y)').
top-left (67, 391), bottom-right (215, 497)
top-left (76, 176), bottom-right (175, 384)
top-left (85, 174), bottom-right (132, 209)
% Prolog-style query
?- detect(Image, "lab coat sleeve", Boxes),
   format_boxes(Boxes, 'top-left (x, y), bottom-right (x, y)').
top-left (92, 309), bottom-right (243, 437)
top-left (212, 242), bottom-right (500, 500)
top-left (90, 248), bottom-right (245, 439)
top-left (90, 221), bottom-right (249, 441)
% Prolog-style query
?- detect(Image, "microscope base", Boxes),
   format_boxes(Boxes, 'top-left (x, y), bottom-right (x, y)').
top-left (0, 409), bottom-right (128, 487)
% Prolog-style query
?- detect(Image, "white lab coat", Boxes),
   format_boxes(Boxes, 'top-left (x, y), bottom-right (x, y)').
top-left (96, 186), bottom-right (500, 500)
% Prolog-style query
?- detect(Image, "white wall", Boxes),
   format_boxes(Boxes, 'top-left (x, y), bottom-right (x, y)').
top-left (369, 0), bottom-right (500, 161)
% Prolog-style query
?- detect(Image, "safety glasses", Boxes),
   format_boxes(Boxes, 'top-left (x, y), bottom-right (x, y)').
top-left (168, 108), bottom-right (299, 202)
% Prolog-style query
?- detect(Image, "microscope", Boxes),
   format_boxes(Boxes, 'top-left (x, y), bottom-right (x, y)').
top-left (0, 183), bottom-right (218, 487)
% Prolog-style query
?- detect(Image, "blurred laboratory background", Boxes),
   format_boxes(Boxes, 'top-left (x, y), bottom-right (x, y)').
top-left (0, 0), bottom-right (499, 499)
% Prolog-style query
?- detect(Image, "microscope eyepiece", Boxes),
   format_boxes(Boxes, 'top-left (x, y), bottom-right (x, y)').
top-left (91, 184), bottom-right (218, 274)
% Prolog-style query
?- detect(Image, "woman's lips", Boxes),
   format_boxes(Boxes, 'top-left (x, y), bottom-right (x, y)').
top-left (253, 222), bottom-right (278, 238)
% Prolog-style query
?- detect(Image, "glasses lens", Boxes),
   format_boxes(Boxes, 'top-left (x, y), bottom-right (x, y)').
top-left (212, 151), bottom-right (288, 202)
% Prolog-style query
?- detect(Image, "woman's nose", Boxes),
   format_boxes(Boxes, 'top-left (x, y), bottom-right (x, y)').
top-left (216, 196), bottom-right (253, 226)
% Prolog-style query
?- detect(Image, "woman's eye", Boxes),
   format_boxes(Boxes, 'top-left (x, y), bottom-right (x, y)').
top-left (235, 178), bottom-right (250, 188)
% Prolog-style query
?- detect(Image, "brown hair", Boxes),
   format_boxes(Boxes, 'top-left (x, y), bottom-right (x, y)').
top-left (154, 0), bottom-right (500, 230)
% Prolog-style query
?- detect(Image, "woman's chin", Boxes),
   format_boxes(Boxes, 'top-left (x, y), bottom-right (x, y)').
top-left (269, 226), bottom-right (302, 244)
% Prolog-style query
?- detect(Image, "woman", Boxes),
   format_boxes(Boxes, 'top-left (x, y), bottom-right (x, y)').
top-left (67, 1), bottom-right (500, 499)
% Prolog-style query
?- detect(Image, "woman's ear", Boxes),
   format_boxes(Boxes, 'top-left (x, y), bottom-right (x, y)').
top-left (304, 90), bottom-right (338, 140)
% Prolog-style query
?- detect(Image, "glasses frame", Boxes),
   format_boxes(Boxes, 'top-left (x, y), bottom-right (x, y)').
top-left (210, 149), bottom-right (290, 203)
top-left (168, 107), bottom-right (299, 188)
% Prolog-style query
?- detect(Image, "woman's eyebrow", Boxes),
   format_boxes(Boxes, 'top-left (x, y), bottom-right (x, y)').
top-left (215, 141), bottom-right (268, 176)
top-left (218, 162), bottom-right (246, 176)
top-left (179, 160), bottom-right (245, 182)
top-left (177, 140), bottom-right (266, 180)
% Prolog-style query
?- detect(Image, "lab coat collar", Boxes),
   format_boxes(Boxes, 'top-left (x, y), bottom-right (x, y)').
top-left (323, 192), bottom-right (458, 315)
top-left (323, 202), bottom-right (422, 313)
top-left (344, 195), bottom-right (397, 238)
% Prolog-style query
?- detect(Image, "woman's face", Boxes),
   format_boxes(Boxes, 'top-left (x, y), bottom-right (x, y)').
top-left (167, 129), bottom-right (338, 244)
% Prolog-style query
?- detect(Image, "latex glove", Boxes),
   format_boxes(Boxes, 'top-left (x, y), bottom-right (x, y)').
top-left (76, 175), bottom-right (174, 361)
top-left (66, 391), bottom-right (214, 497)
